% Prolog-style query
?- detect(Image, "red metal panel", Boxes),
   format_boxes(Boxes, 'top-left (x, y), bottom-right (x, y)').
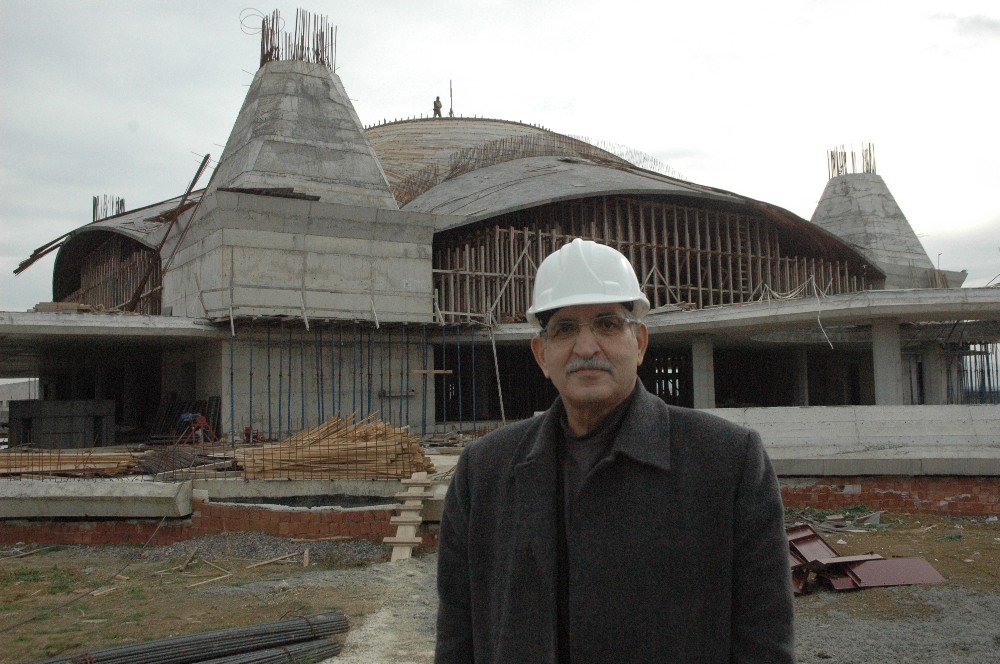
top-left (845, 557), bottom-right (945, 588)
top-left (786, 524), bottom-right (839, 562)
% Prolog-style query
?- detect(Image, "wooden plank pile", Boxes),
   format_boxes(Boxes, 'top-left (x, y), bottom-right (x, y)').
top-left (237, 414), bottom-right (435, 480)
top-left (0, 450), bottom-right (141, 477)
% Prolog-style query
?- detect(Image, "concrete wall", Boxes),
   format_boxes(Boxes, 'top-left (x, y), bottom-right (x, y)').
top-left (161, 342), bottom-right (223, 406)
top-left (707, 404), bottom-right (1000, 460)
top-left (0, 379), bottom-right (38, 426)
top-left (207, 60), bottom-right (398, 209)
top-left (810, 173), bottom-right (938, 289)
top-left (214, 325), bottom-right (435, 441)
top-left (8, 400), bottom-right (115, 448)
top-left (161, 192), bottom-right (436, 323)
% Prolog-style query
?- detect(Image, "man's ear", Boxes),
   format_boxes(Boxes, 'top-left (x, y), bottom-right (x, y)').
top-left (635, 323), bottom-right (649, 367)
top-left (530, 335), bottom-right (550, 379)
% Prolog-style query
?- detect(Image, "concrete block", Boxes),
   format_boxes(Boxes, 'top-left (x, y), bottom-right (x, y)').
top-left (0, 480), bottom-right (192, 518)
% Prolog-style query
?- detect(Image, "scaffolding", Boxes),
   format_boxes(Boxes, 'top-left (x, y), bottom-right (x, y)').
top-left (433, 195), bottom-right (870, 323)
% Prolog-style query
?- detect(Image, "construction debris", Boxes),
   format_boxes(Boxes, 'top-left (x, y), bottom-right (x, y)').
top-left (786, 523), bottom-right (945, 594)
top-left (137, 447), bottom-right (231, 475)
top-left (237, 414), bottom-right (435, 480)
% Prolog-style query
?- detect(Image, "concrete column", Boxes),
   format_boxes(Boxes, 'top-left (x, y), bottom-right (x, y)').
top-left (692, 337), bottom-right (715, 409)
top-left (921, 344), bottom-right (949, 405)
top-left (792, 348), bottom-right (809, 406)
top-left (872, 321), bottom-right (905, 405)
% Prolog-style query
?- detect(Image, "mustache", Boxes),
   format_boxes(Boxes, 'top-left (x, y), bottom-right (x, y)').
top-left (565, 357), bottom-right (614, 374)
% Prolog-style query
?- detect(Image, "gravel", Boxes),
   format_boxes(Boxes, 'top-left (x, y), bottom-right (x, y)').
top-left (796, 585), bottom-right (1000, 663)
top-left (39, 532), bottom-right (388, 568)
top-left (287, 553), bottom-right (997, 664)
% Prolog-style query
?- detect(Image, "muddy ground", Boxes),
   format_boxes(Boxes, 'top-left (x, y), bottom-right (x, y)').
top-left (0, 512), bottom-right (997, 663)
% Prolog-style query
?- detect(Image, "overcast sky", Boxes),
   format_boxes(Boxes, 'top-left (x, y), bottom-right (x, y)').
top-left (1, 0), bottom-right (998, 313)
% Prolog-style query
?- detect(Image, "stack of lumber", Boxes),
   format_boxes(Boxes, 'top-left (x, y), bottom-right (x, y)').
top-left (237, 415), bottom-right (435, 480)
top-left (0, 450), bottom-right (141, 477)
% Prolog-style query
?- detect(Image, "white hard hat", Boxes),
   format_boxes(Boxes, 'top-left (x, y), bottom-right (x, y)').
top-left (526, 238), bottom-right (650, 326)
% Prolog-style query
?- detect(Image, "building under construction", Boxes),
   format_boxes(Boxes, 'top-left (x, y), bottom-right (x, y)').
top-left (3, 10), bottom-right (999, 467)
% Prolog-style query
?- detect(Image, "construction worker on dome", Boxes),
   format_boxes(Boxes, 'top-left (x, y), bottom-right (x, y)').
top-left (436, 238), bottom-right (794, 663)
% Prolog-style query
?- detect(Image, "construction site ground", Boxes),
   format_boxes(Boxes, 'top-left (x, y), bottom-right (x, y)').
top-left (1, 512), bottom-right (997, 663)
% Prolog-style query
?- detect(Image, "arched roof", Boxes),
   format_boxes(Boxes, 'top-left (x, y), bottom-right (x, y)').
top-left (366, 118), bottom-right (879, 270)
top-left (51, 193), bottom-right (200, 300)
top-left (365, 117), bottom-right (631, 202)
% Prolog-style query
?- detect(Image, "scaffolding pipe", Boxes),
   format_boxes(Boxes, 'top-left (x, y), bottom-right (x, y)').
top-left (299, 325), bottom-right (306, 430)
top-left (367, 327), bottom-right (374, 417)
top-left (278, 320), bottom-right (284, 440)
top-left (266, 323), bottom-right (273, 440)
top-left (421, 325), bottom-right (429, 435)
top-left (286, 320), bottom-right (292, 435)
top-left (330, 325), bottom-right (339, 417)
top-left (229, 325), bottom-right (236, 446)
top-left (352, 328), bottom-right (359, 417)
top-left (248, 317), bottom-right (255, 441)
top-left (471, 326), bottom-right (477, 431)
top-left (489, 323), bottom-right (506, 424)
top-left (457, 324), bottom-right (463, 433)
top-left (399, 328), bottom-right (405, 426)
top-left (316, 326), bottom-right (324, 424)
top-left (441, 325), bottom-right (449, 428)
top-left (379, 328), bottom-right (386, 421)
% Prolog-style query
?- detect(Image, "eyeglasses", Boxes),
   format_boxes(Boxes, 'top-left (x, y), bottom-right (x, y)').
top-left (543, 314), bottom-right (638, 342)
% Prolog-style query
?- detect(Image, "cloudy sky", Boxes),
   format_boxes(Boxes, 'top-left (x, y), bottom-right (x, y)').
top-left (1, 0), bottom-right (998, 313)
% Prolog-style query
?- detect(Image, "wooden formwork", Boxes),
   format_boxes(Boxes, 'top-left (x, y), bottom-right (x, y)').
top-left (432, 195), bottom-right (871, 323)
top-left (62, 234), bottom-right (161, 314)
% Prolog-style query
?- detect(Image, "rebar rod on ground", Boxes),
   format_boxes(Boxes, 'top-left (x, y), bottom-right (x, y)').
top-left (197, 637), bottom-right (341, 663)
top-left (37, 612), bottom-right (347, 664)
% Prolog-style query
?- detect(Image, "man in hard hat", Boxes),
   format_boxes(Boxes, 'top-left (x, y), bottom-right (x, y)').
top-left (436, 238), bottom-right (794, 663)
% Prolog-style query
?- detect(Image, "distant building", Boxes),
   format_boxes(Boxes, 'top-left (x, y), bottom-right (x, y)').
top-left (2, 16), bottom-right (997, 449)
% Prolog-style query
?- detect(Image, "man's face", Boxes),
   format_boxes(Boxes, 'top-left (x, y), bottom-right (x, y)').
top-left (530, 303), bottom-right (649, 413)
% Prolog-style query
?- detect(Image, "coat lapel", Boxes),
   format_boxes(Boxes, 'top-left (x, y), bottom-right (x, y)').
top-left (511, 405), bottom-right (560, 580)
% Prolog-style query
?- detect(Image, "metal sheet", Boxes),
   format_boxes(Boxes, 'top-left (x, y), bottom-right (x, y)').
top-left (846, 557), bottom-right (945, 588)
top-left (786, 524), bottom-right (839, 562)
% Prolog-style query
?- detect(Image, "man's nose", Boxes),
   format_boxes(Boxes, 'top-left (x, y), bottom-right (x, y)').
top-left (571, 324), bottom-right (601, 355)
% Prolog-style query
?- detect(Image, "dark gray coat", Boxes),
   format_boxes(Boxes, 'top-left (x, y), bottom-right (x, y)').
top-left (436, 384), bottom-right (794, 663)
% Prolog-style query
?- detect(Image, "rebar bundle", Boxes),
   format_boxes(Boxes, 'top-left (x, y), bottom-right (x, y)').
top-left (37, 611), bottom-right (347, 664)
top-left (198, 638), bottom-right (341, 663)
top-left (260, 9), bottom-right (335, 69)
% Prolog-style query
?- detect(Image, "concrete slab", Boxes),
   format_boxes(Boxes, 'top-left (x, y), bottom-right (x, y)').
top-left (707, 404), bottom-right (1000, 462)
top-left (0, 480), bottom-right (192, 518)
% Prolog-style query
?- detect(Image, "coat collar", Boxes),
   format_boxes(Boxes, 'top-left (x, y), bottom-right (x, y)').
top-left (524, 380), bottom-right (673, 473)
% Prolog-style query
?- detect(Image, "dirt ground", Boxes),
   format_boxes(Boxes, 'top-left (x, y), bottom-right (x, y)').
top-left (0, 512), bottom-right (997, 663)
